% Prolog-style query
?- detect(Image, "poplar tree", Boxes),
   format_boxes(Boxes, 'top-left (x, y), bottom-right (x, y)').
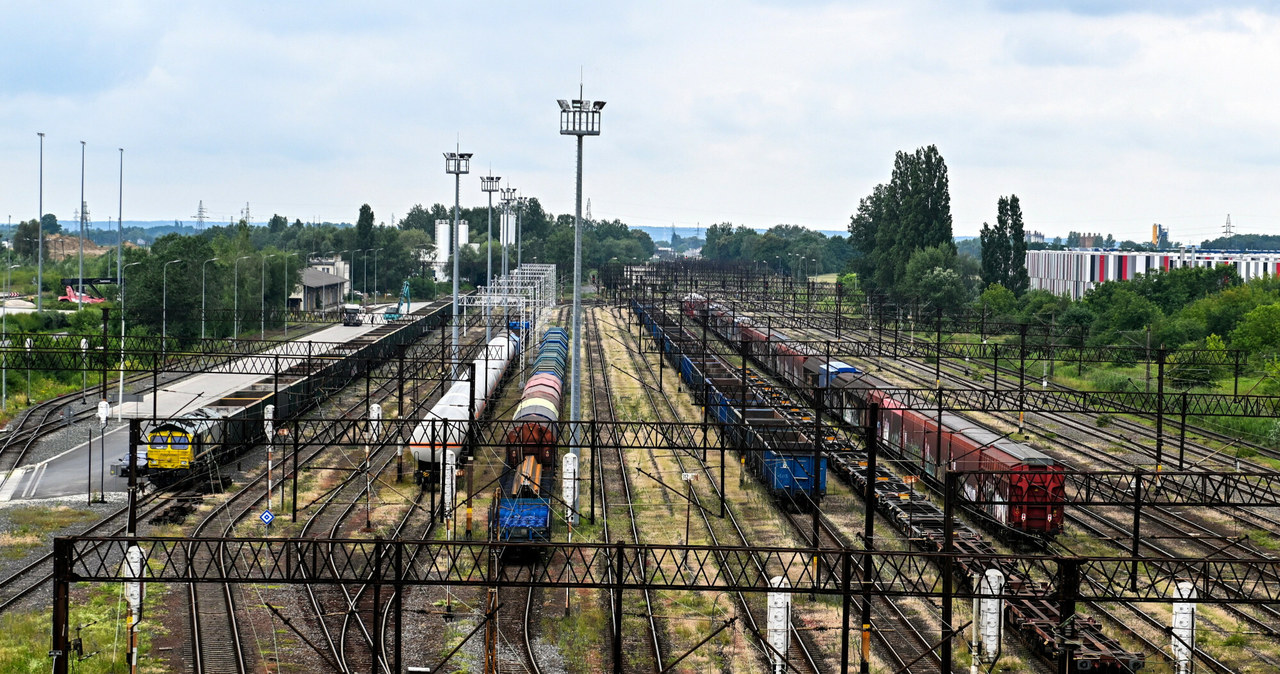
top-left (1007, 194), bottom-right (1029, 295)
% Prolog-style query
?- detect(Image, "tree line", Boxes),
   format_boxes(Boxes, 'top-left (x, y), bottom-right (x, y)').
top-left (699, 224), bottom-right (853, 276)
top-left (1, 196), bottom-right (657, 346)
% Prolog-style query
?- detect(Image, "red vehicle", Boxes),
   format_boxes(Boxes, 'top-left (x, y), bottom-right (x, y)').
top-left (58, 285), bottom-right (106, 304)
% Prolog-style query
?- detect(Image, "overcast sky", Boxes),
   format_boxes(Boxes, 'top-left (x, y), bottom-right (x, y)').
top-left (2, 1), bottom-right (1278, 243)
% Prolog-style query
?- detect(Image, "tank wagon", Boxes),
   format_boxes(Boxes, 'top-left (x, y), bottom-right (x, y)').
top-left (407, 330), bottom-right (521, 485)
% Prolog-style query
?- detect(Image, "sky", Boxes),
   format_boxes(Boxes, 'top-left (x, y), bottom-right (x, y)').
top-left (2, 1), bottom-right (1279, 244)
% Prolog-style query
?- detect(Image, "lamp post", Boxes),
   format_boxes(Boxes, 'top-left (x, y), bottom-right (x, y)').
top-left (360, 248), bottom-right (371, 306)
top-left (117, 261), bottom-right (142, 419)
top-left (36, 132), bottom-right (44, 312)
top-left (372, 248), bottom-right (382, 304)
top-left (234, 255), bottom-right (252, 339)
top-left (201, 257), bottom-right (219, 339)
top-left (335, 249), bottom-right (350, 301)
top-left (558, 92), bottom-right (605, 471)
top-left (445, 150), bottom-right (473, 374)
top-left (117, 148), bottom-right (123, 292)
top-left (517, 195), bottom-right (526, 270)
top-left (481, 174), bottom-right (500, 341)
top-left (261, 253), bottom-right (276, 338)
top-left (162, 259), bottom-right (184, 355)
top-left (78, 141), bottom-right (86, 308)
top-left (2, 263), bottom-right (17, 411)
top-left (499, 187), bottom-right (515, 277)
top-left (282, 252), bottom-right (296, 336)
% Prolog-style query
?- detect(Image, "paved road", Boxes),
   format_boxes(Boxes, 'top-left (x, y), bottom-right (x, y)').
top-left (0, 304), bottom-right (438, 502)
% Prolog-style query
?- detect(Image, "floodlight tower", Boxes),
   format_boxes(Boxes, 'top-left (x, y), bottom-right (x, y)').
top-left (558, 93), bottom-right (605, 463)
top-left (444, 150), bottom-right (472, 373)
top-left (500, 187), bottom-right (516, 277)
top-left (480, 173), bottom-right (500, 341)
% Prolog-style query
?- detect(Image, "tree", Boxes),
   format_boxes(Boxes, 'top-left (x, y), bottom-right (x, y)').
top-left (355, 204), bottom-right (375, 255)
top-left (1230, 303), bottom-right (1280, 352)
top-left (901, 243), bottom-right (970, 311)
top-left (397, 204), bottom-right (433, 232)
top-left (979, 217), bottom-right (1008, 290)
top-left (1006, 195), bottom-right (1029, 296)
top-left (979, 195), bottom-right (1029, 296)
top-left (849, 145), bottom-right (953, 295)
top-left (13, 219), bottom-right (41, 259)
top-left (41, 213), bottom-right (60, 236)
top-left (977, 283), bottom-right (1017, 318)
top-left (268, 214), bottom-right (288, 233)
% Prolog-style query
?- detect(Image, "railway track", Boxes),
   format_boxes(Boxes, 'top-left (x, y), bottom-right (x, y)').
top-left (786, 314), bottom-right (1280, 670)
top-left (310, 324), bottom-right (493, 673)
top-left (488, 305), bottom-right (573, 674)
top-left (584, 306), bottom-right (664, 672)
top-left (614, 304), bottom-right (826, 673)
top-left (181, 304), bottom-right (460, 673)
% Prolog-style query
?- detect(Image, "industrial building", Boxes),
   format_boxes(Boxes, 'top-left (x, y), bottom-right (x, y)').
top-left (1027, 248), bottom-right (1280, 299)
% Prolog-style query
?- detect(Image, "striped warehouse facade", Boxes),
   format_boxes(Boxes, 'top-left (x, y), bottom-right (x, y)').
top-left (1026, 249), bottom-right (1280, 300)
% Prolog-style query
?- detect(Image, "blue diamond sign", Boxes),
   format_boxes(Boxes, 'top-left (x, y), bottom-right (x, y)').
top-left (260, 510), bottom-right (275, 526)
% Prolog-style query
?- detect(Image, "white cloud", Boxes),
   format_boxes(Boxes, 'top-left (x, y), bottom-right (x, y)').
top-left (0, 0), bottom-right (1278, 245)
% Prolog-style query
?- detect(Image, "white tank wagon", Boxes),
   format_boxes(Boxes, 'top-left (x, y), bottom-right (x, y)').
top-left (408, 330), bottom-right (522, 485)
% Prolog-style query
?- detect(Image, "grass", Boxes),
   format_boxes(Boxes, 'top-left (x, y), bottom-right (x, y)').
top-left (0, 505), bottom-right (98, 560)
top-left (541, 594), bottom-right (608, 672)
top-left (0, 581), bottom-right (169, 673)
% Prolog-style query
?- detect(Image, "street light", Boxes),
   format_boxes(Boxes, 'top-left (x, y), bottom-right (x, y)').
top-left (2, 263), bottom-right (18, 410)
top-left (201, 257), bottom-right (219, 339)
top-left (558, 91), bottom-right (605, 472)
top-left (78, 141), bottom-right (86, 308)
top-left (517, 195), bottom-right (527, 270)
top-left (335, 249), bottom-right (350, 301)
top-left (117, 261), bottom-right (142, 419)
top-left (500, 187), bottom-right (516, 277)
top-left (36, 132), bottom-right (44, 312)
top-left (261, 253), bottom-right (276, 338)
top-left (372, 248), bottom-right (383, 304)
top-left (162, 259), bottom-right (184, 355)
top-left (117, 148), bottom-right (123, 293)
top-left (281, 252), bottom-right (297, 336)
top-left (359, 248), bottom-right (371, 305)
top-left (445, 150), bottom-right (473, 374)
top-left (481, 173), bottom-right (500, 342)
top-left (234, 255), bottom-right (252, 339)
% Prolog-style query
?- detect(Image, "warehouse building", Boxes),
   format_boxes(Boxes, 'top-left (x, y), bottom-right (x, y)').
top-left (1027, 248), bottom-right (1280, 300)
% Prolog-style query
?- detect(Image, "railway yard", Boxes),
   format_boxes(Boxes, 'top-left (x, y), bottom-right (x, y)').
top-left (5, 260), bottom-right (1280, 673)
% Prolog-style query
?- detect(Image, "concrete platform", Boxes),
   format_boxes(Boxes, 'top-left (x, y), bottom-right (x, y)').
top-left (0, 302), bottom-right (438, 501)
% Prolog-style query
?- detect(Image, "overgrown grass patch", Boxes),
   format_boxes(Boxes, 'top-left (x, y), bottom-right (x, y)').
top-left (0, 581), bottom-right (169, 673)
top-left (0, 505), bottom-right (98, 559)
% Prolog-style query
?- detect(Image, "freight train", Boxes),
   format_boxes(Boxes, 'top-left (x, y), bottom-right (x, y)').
top-left (134, 301), bottom-right (454, 489)
top-left (682, 292), bottom-right (1064, 538)
top-left (635, 301), bottom-right (827, 510)
top-left (643, 298), bottom-right (1141, 672)
top-left (493, 328), bottom-right (569, 543)
top-left (407, 329), bottom-right (522, 486)
top-left (828, 427), bottom-right (1144, 671)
